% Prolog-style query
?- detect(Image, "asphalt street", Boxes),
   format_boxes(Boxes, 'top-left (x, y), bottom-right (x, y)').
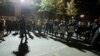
top-left (0, 31), bottom-right (100, 56)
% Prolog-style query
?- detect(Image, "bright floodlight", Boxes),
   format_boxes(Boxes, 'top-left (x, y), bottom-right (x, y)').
top-left (21, 0), bottom-right (24, 3)
top-left (80, 14), bottom-right (84, 18)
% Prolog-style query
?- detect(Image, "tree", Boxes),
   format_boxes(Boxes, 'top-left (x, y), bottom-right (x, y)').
top-left (56, 0), bottom-right (65, 14)
top-left (40, 0), bottom-right (67, 19)
top-left (66, 0), bottom-right (77, 17)
top-left (31, 0), bottom-right (41, 15)
top-left (40, 0), bottom-right (55, 11)
top-left (31, 0), bottom-right (43, 19)
top-left (39, 0), bottom-right (56, 19)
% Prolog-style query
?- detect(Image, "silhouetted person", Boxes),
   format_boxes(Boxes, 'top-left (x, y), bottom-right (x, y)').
top-left (67, 23), bottom-right (75, 42)
top-left (91, 27), bottom-right (100, 51)
top-left (19, 16), bottom-right (27, 38)
top-left (43, 19), bottom-right (48, 36)
top-left (0, 17), bottom-right (5, 41)
top-left (13, 37), bottom-right (29, 56)
top-left (49, 19), bottom-right (54, 35)
top-left (5, 19), bottom-right (11, 35)
top-left (14, 16), bottom-right (20, 34)
top-left (32, 21), bottom-right (35, 31)
top-left (26, 22), bottom-right (32, 34)
top-left (59, 20), bottom-right (66, 40)
top-left (53, 19), bottom-right (59, 36)
top-left (45, 19), bottom-right (49, 34)
top-left (76, 21), bottom-right (83, 40)
top-left (37, 19), bottom-right (42, 35)
top-left (91, 19), bottom-right (98, 38)
top-left (84, 22), bottom-right (92, 41)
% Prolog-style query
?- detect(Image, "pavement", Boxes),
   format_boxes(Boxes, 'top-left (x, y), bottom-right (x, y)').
top-left (0, 31), bottom-right (100, 56)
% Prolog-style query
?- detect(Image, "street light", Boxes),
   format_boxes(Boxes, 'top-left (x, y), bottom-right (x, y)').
top-left (80, 14), bottom-right (85, 21)
top-left (80, 14), bottom-right (84, 18)
top-left (20, 0), bottom-right (25, 3)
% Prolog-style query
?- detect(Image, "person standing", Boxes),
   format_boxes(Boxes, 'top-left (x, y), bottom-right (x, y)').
top-left (19, 16), bottom-right (27, 39)
top-left (67, 23), bottom-right (75, 42)
top-left (91, 27), bottom-right (100, 51)
top-left (0, 17), bottom-right (6, 41)
top-left (6, 19), bottom-right (12, 34)
top-left (37, 19), bottom-right (42, 35)
top-left (53, 19), bottom-right (59, 36)
top-left (59, 20), bottom-right (66, 40)
top-left (91, 18), bottom-right (100, 51)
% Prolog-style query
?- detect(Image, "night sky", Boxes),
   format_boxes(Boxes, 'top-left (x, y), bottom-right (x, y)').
top-left (75, 0), bottom-right (100, 16)
top-left (0, 0), bottom-right (100, 16)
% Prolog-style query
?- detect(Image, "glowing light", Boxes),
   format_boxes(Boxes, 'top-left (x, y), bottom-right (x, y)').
top-left (72, 16), bottom-right (74, 19)
top-left (80, 14), bottom-right (84, 18)
top-left (31, 1), bottom-right (34, 4)
top-left (20, 0), bottom-right (25, 3)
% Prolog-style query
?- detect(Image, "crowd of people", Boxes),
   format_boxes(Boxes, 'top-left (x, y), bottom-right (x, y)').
top-left (0, 16), bottom-right (100, 51)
